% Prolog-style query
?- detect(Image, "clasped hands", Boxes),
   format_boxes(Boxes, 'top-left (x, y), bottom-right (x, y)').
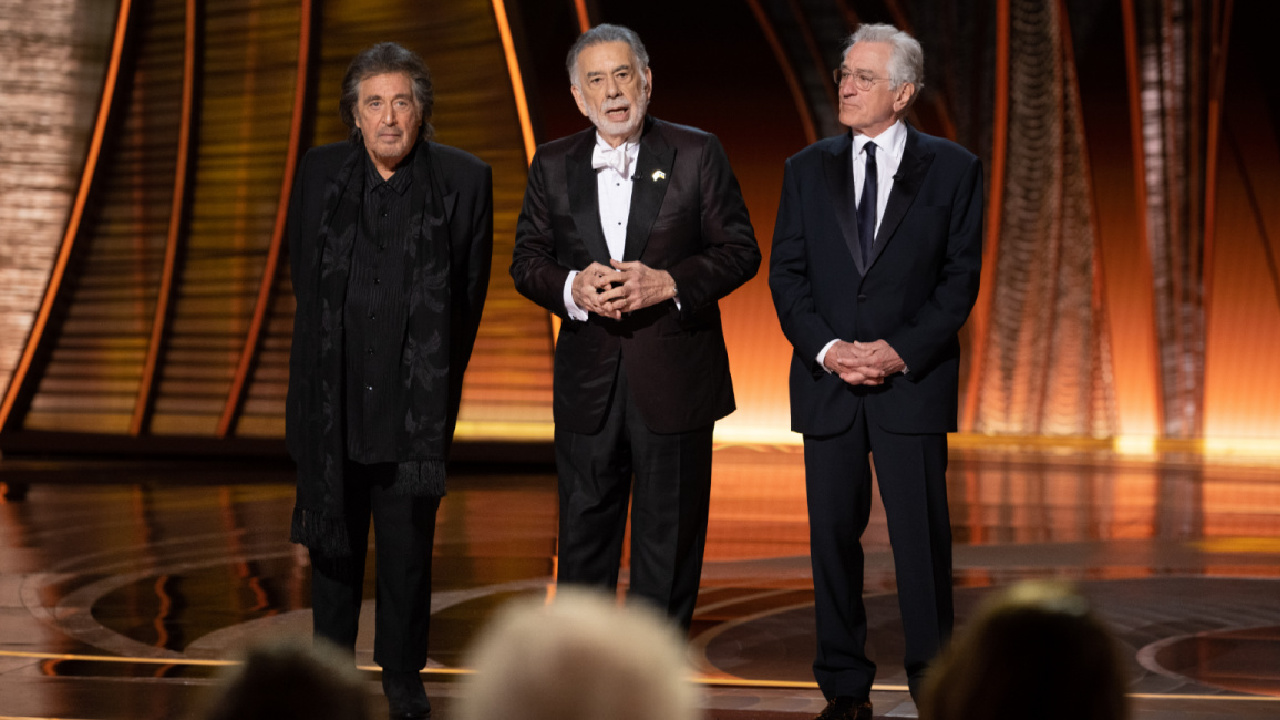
top-left (571, 259), bottom-right (677, 320)
top-left (823, 339), bottom-right (906, 386)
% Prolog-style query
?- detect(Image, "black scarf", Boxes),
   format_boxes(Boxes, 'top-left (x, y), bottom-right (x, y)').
top-left (290, 142), bottom-right (453, 557)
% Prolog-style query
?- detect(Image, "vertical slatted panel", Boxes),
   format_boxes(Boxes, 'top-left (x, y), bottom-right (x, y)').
top-left (235, 260), bottom-right (294, 437)
top-left (132, 0), bottom-right (198, 434)
top-left (970, 0), bottom-right (1117, 436)
top-left (219, 0), bottom-right (312, 438)
top-left (148, 0), bottom-right (301, 435)
top-left (23, 0), bottom-right (186, 434)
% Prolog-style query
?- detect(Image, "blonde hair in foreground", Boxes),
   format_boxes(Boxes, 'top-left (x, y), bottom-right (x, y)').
top-left (457, 589), bottom-right (700, 720)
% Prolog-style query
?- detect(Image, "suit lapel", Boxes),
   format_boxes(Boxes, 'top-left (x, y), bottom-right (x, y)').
top-left (870, 125), bottom-right (934, 268)
top-left (565, 133), bottom-right (612, 264)
top-left (822, 133), bottom-right (864, 275)
top-left (624, 119), bottom-right (674, 261)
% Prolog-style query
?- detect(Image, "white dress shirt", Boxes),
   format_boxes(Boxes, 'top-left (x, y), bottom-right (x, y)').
top-left (563, 134), bottom-right (641, 321)
top-left (817, 120), bottom-right (909, 369)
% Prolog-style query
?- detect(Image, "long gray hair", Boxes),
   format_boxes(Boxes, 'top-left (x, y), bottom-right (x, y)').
top-left (339, 42), bottom-right (434, 144)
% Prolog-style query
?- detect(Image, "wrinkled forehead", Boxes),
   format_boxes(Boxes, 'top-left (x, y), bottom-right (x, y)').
top-left (576, 41), bottom-right (640, 78)
top-left (357, 71), bottom-right (417, 101)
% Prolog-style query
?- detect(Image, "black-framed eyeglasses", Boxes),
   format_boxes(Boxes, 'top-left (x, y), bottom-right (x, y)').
top-left (833, 69), bottom-right (891, 91)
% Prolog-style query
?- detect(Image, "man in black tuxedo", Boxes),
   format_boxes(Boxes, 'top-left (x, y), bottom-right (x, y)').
top-left (287, 43), bottom-right (492, 720)
top-left (511, 24), bottom-right (759, 630)
top-left (769, 24), bottom-right (984, 720)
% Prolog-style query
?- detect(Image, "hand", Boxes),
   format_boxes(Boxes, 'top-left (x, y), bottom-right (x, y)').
top-left (571, 262), bottom-right (624, 320)
top-left (598, 259), bottom-right (677, 313)
top-left (850, 339), bottom-right (906, 377)
top-left (824, 339), bottom-right (904, 386)
top-left (824, 340), bottom-right (875, 385)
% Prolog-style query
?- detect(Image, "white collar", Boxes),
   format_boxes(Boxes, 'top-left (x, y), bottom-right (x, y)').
top-left (853, 120), bottom-right (907, 158)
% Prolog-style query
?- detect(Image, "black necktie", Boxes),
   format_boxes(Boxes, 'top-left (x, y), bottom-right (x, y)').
top-left (857, 141), bottom-right (877, 266)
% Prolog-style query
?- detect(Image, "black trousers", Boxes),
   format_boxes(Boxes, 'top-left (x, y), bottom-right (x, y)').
top-left (554, 363), bottom-right (714, 630)
top-left (309, 461), bottom-right (441, 672)
top-left (804, 402), bottom-right (952, 700)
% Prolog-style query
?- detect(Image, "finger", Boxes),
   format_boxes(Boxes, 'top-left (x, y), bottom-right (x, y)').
top-left (598, 285), bottom-right (627, 304)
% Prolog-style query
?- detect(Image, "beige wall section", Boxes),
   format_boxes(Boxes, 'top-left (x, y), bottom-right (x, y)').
top-left (0, 0), bottom-right (117, 410)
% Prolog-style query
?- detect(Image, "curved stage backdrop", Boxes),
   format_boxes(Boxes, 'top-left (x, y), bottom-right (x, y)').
top-left (0, 0), bottom-right (1277, 454)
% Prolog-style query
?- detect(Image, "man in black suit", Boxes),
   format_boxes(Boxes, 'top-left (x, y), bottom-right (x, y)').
top-left (769, 24), bottom-right (984, 720)
top-left (286, 43), bottom-right (492, 720)
top-left (511, 24), bottom-right (759, 630)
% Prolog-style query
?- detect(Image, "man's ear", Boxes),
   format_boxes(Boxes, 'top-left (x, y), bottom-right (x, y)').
top-left (893, 82), bottom-right (916, 114)
top-left (570, 84), bottom-right (589, 117)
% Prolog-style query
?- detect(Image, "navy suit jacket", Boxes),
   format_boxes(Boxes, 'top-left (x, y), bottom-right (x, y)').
top-left (769, 124), bottom-right (983, 436)
top-left (511, 117), bottom-right (760, 434)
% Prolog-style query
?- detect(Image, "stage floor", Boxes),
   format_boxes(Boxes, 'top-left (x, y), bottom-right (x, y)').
top-left (2, 444), bottom-right (1279, 719)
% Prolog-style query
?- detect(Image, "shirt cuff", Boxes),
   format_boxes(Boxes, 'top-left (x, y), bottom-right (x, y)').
top-left (816, 338), bottom-right (839, 372)
top-left (563, 271), bottom-right (588, 321)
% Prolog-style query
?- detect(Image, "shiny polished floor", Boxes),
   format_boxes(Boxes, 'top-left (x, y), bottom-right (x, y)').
top-left (2, 443), bottom-right (1280, 719)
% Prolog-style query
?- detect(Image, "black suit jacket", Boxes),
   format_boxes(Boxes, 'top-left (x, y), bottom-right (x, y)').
top-left (769, 124), bottom-right (983, 436)
top-left (511, 117), bottom-right (760, 434)
top-left (287, 140), bottom-right (492, 464)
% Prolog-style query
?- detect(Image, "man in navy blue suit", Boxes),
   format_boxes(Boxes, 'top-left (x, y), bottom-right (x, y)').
top-left (769, 24), bottom-right (984, 720)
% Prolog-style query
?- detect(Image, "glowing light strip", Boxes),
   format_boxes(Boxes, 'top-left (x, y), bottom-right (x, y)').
top-left (489, 0), bottom-right (536, 164)
top-left (0, 0), bottom-right (134, 431)
top-left (961, 0), bottom-right (1009, 432)
top-left (0, 651), bottom-right (1276, 703)
top-left (1119, 0), bottom-right (1164, 429)
top-left (1200, 0), bottom-right (1235, 353)
top-left (132, 0), bottom-right (199, 435)
top-left (573, 0), bottom-right (589, 32)
top-left (217, 0), bottom-right (314, 437)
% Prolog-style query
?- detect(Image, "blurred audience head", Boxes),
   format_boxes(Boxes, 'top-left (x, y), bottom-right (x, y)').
top-left (200, 637), bottom-right (370, 720)
top-left (919, 580), bottom-right (1128, 720)
top-left (457, 588), bottom-right (700, 720)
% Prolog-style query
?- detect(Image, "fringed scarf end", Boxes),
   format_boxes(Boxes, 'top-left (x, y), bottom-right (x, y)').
top-left (289, 507), bottom-right (353, 557)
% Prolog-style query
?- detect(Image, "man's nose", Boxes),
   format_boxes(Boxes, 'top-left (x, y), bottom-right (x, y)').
top-left (383, 105), bottom-right (398, 125)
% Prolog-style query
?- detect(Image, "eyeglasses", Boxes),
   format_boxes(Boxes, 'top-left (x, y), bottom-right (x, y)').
top-left (833, 69), bottom-right (891, 91)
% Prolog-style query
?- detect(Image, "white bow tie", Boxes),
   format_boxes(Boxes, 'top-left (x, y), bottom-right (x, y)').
top-left (592, 142), bottom-right (633, 178)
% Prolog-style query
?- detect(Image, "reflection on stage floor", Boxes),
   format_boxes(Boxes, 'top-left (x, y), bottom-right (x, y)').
top-left (2, 443), bottom-right (1279, 719)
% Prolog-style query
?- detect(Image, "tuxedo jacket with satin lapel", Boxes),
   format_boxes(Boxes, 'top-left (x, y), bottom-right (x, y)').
top-left (286, 140), bottom-right (493, 465)
top-left (769, 124), bottom-right (983, 436)
top-left (511, 117), bottom-right (760, 434)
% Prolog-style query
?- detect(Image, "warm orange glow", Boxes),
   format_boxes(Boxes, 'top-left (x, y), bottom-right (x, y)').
top-left (1203, 114), bottom-right (1280, 443)
top-left (490, 0), bottom-right (537, 164)
top-left (0, 0), bottom-right (133, 431)
top-left (132, 0), bottom-right (198, 435)
top-left (1200, 0), bottom-right (1235, 331)
top-left (573, 0), bottom-right (590, 32)
top-left (962, 0), bottom-right (1009, 431)
top-left (1117, 0), bottom-right (1164, 435)
top-left (218, 0), bottom-right (313, 438)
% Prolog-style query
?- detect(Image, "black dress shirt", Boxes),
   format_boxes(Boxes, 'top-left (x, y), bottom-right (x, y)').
top-left (344, 148), bottom-right (422, 462)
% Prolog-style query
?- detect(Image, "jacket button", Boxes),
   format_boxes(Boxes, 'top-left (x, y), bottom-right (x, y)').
top-left (857, 294), bottom-right (867, 301)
